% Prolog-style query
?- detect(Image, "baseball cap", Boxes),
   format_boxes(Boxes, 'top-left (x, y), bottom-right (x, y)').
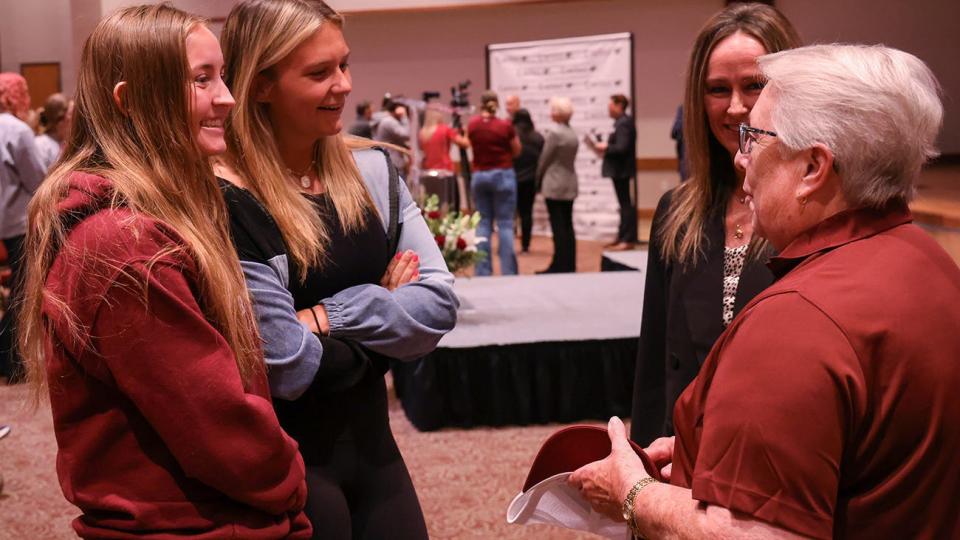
top-left (506, 424), bottom-right (662, 538)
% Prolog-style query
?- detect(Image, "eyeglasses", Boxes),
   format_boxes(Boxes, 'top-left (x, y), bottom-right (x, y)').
top-left (739, 123), bottom-right (778, 155)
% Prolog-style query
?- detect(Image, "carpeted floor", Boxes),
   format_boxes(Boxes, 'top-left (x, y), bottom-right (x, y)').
top-left (0, 235), bottom-right (626, 539)
top-left (0, 378), bottom-right (621, 540)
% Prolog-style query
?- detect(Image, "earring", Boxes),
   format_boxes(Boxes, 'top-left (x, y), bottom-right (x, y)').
top-left (798, 196), bottom-right (807, 207)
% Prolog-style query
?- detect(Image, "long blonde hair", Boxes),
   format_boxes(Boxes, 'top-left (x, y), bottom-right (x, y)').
top-left (659, 3), bottom-right (800, 266)
top-left (419, 108), bottom-right (444, 143)
top-left (19, 4), bottom-right (263, 399)
top-left (220, 0), bottom-right (375, 280)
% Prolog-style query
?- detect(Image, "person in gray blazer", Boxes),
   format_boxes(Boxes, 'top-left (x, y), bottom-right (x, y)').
top-left (536, 97), bottom-right (579, 273)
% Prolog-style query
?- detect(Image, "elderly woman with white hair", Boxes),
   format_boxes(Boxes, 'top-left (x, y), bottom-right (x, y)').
top-left (536, 96), bottom-right (580, 273)
top-left (570, 44), bottom-right (960, 539)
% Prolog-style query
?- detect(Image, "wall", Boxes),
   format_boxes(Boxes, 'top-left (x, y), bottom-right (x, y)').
top-left (338, 0), bottom-right (717, 207)
top-left (1, 0), bottom-right (956, 208)
top-left (328, 0), bottom-right (545, 11)
top-left (779, 0), bottom-right (960, 158)
top-left (341, 0), bottom-right (716, 160)
top-left (0, 0), bottom-right (72, 94)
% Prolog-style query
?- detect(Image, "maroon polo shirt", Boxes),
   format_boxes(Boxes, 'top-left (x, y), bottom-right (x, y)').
top-left (671, 201), bottom-right (960, 539)
top-left (468, 115), bottom-right (515, 171)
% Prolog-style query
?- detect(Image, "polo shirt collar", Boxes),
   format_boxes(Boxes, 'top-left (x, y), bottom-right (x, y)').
top-left (768, 199), bottom-right (913, 278)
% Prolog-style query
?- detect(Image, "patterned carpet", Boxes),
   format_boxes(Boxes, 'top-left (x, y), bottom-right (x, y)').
top-left (0, 378), bottom-right (619, 539)
top-left (0, 236), bottom-right (627, 538)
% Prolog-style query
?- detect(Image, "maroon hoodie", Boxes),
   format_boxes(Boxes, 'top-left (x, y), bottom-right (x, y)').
top-left (41, 172), bottom-right (312, 539)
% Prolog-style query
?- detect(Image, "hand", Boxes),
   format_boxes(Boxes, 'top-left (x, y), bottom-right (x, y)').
top-left (296, 304), bottom-right (329, 336)
top-left (380, 250), bottom-right (420, 291)
top-left (568, 417), bottom-right (651, 521)
top-left (645, 436), bottom-right (675, 481)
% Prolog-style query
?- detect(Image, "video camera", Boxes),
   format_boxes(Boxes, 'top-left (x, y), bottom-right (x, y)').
top-left (450, 80), bottom-right (471, 109)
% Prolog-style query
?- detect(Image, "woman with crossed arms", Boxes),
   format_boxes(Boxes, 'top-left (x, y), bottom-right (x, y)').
top-left (216, 1), bottom-right (457, 538)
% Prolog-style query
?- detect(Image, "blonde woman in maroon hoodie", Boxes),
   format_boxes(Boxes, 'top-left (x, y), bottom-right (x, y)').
top-left (18, 5), bottom-right (310, 538)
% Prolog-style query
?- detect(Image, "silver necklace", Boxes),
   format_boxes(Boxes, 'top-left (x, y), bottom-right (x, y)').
top-left (287, 160), bottom-right (316, 189)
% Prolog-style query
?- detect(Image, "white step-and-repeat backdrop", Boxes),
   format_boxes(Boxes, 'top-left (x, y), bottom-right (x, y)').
top-left (487, 32), bottom-right (634, 240)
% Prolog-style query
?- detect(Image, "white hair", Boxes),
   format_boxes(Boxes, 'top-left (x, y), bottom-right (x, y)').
top-left (758, 44), bottom-right (943, 207)
top-left (549, 96), bottom-right (574, 123)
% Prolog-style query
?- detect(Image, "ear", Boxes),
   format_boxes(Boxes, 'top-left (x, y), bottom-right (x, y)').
top-left (112, 82), bottom-right (128, 114)
top-left (253, 73), bottom-right (274, 104)
top-left (796, 143), bottom-right (836, 200)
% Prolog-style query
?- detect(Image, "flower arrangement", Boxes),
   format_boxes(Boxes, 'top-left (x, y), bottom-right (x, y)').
top-left (422, 194), bottom-right (486, 273)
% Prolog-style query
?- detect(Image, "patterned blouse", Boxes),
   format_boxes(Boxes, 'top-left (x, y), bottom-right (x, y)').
top-left (722, 244), bottom-right (749, 327)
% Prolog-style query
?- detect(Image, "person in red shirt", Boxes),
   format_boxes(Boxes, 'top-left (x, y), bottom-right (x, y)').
top-left (467, 90), bottom-right (521, 275)
top-left (419, 106), bottom-right (468, 172)
top-left (570, 44), bottom-right (960, 539)
top-left (17, 5), bottom-right (310, 538)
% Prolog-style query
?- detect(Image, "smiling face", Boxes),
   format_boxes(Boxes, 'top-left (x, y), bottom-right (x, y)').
top-left (185, 25), bottom-right (235, 157)
top-left (258, 24), bottom-right (352, 143)
top-left (703, 31), bottom-right (767, 158)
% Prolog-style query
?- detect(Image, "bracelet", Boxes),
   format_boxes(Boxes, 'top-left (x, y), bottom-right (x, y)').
top-left (622, 476), bottom-right (658, 539)
top-left (309, 306), bottom-right (324, 335)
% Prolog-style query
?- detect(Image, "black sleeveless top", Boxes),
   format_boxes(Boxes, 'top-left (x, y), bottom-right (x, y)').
top-left (288, 193), bottom-right (389, 309)
top-left (276, 193), bottom-right (399, 465)
top-left (221, 179), bottom-right (399, 464)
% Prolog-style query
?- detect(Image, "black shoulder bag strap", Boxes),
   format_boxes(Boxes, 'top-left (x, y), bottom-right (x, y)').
top-left (371, 146), bottom-right (402, 258)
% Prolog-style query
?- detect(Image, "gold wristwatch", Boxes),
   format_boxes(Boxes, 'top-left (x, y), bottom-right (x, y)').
top-left (622, 477), bottom-right (657, 539)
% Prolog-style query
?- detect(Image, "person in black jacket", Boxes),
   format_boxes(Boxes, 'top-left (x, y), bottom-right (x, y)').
top-left (594, 94), bottom-right (637, 250)
top-left (630, 3), bottom-right (801, 446)
top-left (512, 109), bottom-right (544, 253)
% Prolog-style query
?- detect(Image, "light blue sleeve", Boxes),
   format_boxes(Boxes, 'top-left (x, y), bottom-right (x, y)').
top-left (14, 125), bottom-right (46, 192)
top-left (320, 149), bottom-right (459, 360)
top-left (241, 258), bottom-right (322, 400)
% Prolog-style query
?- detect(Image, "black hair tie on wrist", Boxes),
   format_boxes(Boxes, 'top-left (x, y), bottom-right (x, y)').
top-left (309, 306), bottom-right (322, 335)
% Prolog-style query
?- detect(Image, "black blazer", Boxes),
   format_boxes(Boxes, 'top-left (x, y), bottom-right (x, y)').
top-left (630, 189), bottom-right (774, 446)
top-left (602, 114), bottom-right (637, 179)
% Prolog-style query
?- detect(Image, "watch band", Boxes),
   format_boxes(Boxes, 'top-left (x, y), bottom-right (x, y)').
top-left (622, 476), bottom-right (658, 538)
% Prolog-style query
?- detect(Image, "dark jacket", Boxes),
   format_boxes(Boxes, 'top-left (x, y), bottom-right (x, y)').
top-left (602, 113), bottom-right (637, 179)
top-left (630, 188), bottom-right (774, 445)
top-left (513, 127), bottom-right (544, 183)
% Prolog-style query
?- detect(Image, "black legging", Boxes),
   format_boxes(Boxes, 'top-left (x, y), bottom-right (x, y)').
top-left (304, 449), bottom-right (427, 540)
top-left (516, 181), bottom-right (536, 251)
top-left (546, 198), bottom-right (576, 272)
top-left (288, 373), bottom-right (428, 540)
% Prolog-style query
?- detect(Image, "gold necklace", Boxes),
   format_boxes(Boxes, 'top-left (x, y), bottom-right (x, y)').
top-left (733, 193), bottom-right (748, 240)
top-left (287, 160), bottom-right (317, 189)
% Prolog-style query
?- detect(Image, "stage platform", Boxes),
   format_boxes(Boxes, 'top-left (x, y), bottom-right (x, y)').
top-left (600, 249), bottom-right (648, 272)
top-left (393, 270), bottom-right (646, 431)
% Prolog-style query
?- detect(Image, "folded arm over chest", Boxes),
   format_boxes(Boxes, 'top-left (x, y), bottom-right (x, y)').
top-left (322, 149), bottom-right (458, 360)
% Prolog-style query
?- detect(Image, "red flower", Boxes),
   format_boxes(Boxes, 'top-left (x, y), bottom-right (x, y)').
top-left (456, 237), bottom-right (467, 250)
top-left (435, 234), bottom-right (446, 247)
top-left (427, 210), bottom-right (442, 220)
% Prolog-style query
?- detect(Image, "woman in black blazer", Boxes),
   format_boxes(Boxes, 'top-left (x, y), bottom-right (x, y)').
top-left (630, 3), bottom-right (801, 445)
